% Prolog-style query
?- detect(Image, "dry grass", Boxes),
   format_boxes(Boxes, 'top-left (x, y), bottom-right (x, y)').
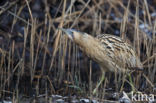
top-left (0, 0), bottom-right (155, 102)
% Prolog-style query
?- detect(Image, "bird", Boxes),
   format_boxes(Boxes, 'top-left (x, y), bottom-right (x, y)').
top-left (58, 28), bottom-right (143, 94)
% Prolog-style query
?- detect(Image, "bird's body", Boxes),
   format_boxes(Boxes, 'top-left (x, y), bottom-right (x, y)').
top-left (59, 28), bottom-right (143, 73)
top-left (95, 34), bottom-right (142, 72)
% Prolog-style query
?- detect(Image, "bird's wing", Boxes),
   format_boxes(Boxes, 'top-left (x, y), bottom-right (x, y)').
top-left (96, 34), bottom-right (140, 71)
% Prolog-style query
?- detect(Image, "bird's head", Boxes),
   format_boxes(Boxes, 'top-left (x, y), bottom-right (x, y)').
top-left (58, 28), bottom-right (85, 42)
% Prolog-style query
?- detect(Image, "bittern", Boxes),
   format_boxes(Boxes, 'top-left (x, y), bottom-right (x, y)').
top-left (59, 28), bottom-right (143, 93)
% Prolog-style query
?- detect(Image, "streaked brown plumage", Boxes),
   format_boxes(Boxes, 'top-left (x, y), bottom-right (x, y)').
top-left (59, 28), bottom-right (143, 73)
top-left (59, 28), bottom-right (143, 93)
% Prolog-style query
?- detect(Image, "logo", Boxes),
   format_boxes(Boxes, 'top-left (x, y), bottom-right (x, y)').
top-left (131, 91), bottom-right (155, 102)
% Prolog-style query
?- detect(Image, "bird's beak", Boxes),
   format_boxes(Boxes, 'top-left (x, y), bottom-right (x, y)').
top-left (58, 28), bottom-right (74, 40)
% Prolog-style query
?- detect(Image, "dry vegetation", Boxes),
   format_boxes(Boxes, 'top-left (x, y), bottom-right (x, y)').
top-left (0, 0), bottom-right (155, 102)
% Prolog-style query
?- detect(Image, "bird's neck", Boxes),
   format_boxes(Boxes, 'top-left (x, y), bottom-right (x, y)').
top-left (74, 35), bottom-right (101, 58)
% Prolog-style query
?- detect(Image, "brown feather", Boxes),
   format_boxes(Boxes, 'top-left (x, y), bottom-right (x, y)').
top-left (61, 29), bottom-right (143, 73)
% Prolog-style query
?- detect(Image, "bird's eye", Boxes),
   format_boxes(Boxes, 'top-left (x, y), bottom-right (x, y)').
top-left (70, 32), bottom-right (74, 39)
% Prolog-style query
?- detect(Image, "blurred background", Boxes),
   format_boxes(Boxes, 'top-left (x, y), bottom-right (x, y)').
top-left (0, 0), bottom-right (155, 102)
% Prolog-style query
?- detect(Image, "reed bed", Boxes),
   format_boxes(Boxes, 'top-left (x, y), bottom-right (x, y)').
top-left (0, 0), bottom-right (155, 102)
